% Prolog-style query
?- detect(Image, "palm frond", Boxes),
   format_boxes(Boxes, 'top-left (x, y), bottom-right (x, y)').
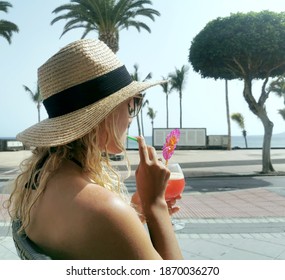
top-left (131, 63), bottom-right (139, 81)
top-left (169, 65), bottom-right (189, 92)
top-left (0, 20), bottom-right (18, 43)
top-left (231, 113), bottom-right (245, 130)
top-left (81, 23), bottom-right (94, 38)
top-left (122, 20), bottom-right (151, 32)
top-left (143, 99), bottom-right (149, 107)
top-left (133, 7), bottom-right (160, 21)
top-left (147, 107), bottom-right (157, 119)
top-left (23, 85), bottom-right (42, 103)
top-left (0, 1), bottom-right (12, 13)
top-left (0, 1), bottom-right (19, 44)
top-left (143, 72), bottom-right (152, 81)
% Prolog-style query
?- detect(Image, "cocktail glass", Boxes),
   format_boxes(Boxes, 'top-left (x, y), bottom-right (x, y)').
top-left (165, 163), bottom-right (185, 231)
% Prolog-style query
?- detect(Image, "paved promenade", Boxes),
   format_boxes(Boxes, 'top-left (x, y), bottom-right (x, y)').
top-left (1, 148), bottom-right (285, 260)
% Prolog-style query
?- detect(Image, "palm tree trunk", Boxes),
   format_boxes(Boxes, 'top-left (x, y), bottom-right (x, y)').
top-left (225, 80), bottom-right (232, 150)
top-left (179, 91), bottom-right (182, 128)
top-left (37, 102), bottom-right (41, 122)
top-left (136, 115), bottom-right (141, 136)
top-left (244, 135), bottom-right (248, 148)
top-left (140, 110), bottom-right (144, 136)
top-left (166, 94), bottom-right (169, 128)
top-left (151, 120), bottom-right (154, 145)
top-left (242, 130), bottom-right (248, 148)
top-left (99, 33), bottom-right (118, 53)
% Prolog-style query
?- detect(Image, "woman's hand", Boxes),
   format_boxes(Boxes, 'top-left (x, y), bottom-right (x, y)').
top-left (135, 136), bottom-right (170, 208)
top-left (131, 192), bottom-right (181, 223)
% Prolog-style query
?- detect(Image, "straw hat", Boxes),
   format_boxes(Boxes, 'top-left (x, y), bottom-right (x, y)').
top-left (17, 39), bottom-right (164, 147)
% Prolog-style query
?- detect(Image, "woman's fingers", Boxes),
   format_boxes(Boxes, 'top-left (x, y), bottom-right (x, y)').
top-left (166, 195), bottom-right (182, 215)
top-left (147, 146), bottom-right (158, 162)
top-left (166, 194), bottom-right (182, 205)
top-left (137, 136), bottom-right (149, 164)
top-left (169, 206), bottom-right (180, 216)
top-left (138, 136), bottom-right (159, 164)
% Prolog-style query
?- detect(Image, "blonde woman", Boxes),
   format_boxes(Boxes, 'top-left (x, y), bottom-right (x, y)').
top-left (7, 39), bottom-right (183, 260)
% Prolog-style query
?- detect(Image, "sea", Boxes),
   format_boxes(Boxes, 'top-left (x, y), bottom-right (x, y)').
top-left (126, 134), bottom-right (285, 150)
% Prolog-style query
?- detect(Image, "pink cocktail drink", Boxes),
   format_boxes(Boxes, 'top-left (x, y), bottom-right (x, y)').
top-left (165, 172), bottom-right (185, 201)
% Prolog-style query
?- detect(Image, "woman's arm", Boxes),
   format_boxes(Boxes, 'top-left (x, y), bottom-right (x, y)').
top-left (134, 136), bottom-right (183, 259)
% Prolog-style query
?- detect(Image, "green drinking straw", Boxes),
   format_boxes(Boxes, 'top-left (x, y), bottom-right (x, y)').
top-left (127, 135), bottom-right (138, 142)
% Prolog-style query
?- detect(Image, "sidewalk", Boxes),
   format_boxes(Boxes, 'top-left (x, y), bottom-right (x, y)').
top-left (1, 149), bottom-right (285, 260)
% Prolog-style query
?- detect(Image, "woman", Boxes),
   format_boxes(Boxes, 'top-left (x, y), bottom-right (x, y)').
top-left (7, 39), bottom-right (183, 260)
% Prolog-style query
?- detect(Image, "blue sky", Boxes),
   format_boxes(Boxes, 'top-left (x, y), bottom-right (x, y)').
top-left (1, 0), bottom-right (285, 138)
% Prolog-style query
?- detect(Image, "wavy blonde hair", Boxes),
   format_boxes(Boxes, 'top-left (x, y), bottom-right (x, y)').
top-left (6, 112), bottom-right (131, 233)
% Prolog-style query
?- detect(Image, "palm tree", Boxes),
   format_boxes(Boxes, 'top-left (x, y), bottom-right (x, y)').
top-left (130, 63), bottom-right (151, 136)
top-left (23, 84), bottom-right (42, 123)
top-left (147, 106), bottom-right (157, 136)
top-left (231, 113), bottom-right (248, 148)
top-left (169, 65), bottom-right (189, 128)
top-left (0, 1), bottom-right (19, 44)
top-left (51, 0), bottom-right (160, 53)
top-left (160, 76), bottom-right (170, 128)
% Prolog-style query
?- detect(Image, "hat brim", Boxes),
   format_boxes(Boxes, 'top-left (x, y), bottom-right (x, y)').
top-left (17, 80), bottom-right (164, 147)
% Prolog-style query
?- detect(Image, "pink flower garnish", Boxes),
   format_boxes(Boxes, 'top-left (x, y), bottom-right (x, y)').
top-left (162, 129), bottom-right (180, 164)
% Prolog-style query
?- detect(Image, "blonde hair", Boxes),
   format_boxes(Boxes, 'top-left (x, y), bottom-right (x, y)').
top-left (6, 111), bottom-right (131, 233)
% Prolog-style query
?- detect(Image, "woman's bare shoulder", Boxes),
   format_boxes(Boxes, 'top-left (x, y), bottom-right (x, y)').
top-left (65, 183), bottom-right (161, 259)
top-left (31, 162), bottom-right (161, 259)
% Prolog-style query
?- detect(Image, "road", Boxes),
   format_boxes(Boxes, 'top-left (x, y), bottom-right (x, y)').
top-left (184, 175), bottom-right (285, 193)
top-left (125, 175), bottom-right (285, 194)
top-left (1, 165), bottom-right (285, 196)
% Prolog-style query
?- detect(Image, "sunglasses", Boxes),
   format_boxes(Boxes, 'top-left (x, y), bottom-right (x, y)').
top-left (128, 94), bottom-right (143, 118)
